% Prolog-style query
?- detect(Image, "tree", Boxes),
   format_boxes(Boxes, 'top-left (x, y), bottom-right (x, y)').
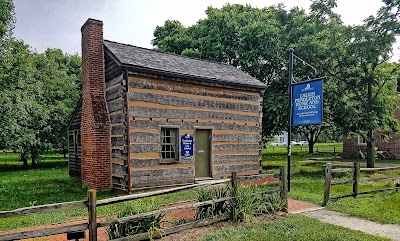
top-left (152, 3), bottom-right (341, 153)
top-left (319, 2), bottom-right (400, 167)
top-left (0, 0), bottom-right (15, 39)
top-left (33, 49), bottom-right (81, 158)
top-left (0, 39), bottom-right (39, 166)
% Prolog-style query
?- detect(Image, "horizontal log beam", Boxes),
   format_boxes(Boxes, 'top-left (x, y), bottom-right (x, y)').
top-left (0, 201), bottom-right (87, 218)
top-left (98, 197), bottom-right (231, 227)
top-left (331, 180), bottom-right (354, 186)
top-left (129, 106), bottom-right (260, 123)
top-left (213, 143), bottom-right (260, 152)
top-left (0, 223), bottom-right (87, 241)
top-left (237, 173), bottom-right (280, 180)
top-left (331, 168), bottom-right (353, 173)
top-left (360, 166), bottom-right (400, 172)
top-left (130, 120), bottom-right (260, 133)
top-left (128, 76), bottom-right (261, 102)
top-left (97, 179), bottom-right (229, 206)
top-left (359, 176), bottom-right (400, 183)
top-left (111, 215), bottom-right (229, 241)
top-left (128, 92), bottom-right (260, 113)
top-left (213, 154), bottom-right (260, 163)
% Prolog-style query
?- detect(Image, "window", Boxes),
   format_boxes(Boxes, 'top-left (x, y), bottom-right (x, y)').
top-left (161, 128), bottom-right (178, 161)
top-left (357, 135), bottom-right (367, 146)
top-left (279, 136), bottom-right (284, 142)
top-left (74, 130), bottom-right (80, 155)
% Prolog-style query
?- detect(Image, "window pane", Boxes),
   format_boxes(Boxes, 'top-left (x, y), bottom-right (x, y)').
top-left (161, 128), bottom-right (178, 160)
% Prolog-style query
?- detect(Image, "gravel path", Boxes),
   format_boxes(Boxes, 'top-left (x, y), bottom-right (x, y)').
top-left (304, 209), bottom-right (400, 241)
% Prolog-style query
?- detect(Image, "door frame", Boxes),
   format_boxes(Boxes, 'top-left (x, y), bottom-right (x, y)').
top-left (194, 126), bottom-right (213, 178)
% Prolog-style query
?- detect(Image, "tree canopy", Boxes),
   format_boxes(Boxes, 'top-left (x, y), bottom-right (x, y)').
top-left (152, 0), bottom-right (400, 161)
top-left (0, 0), bottom-right (82, 167)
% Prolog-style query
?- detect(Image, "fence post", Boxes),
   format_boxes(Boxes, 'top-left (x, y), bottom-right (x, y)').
top-left (334, 147), bottom-right (336, 154)
top-left (353, 162), bottom-right (360, 197)
top-left (323, 163), bottom-right (332, 206)
top-left (280, 166), bottom-right (288, 212)
top-left (230, 172), bottom-right (238, 222)
top-left (88, 189), bottom-right (97, 241)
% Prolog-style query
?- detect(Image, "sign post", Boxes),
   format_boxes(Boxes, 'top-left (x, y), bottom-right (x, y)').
top-left (287, 48), bottom-right (323, 192)
top-left (287, 49), bottom-right (294, 192)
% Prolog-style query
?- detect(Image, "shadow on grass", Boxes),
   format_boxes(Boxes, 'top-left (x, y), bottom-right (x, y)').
top-left (0, 159), bottom-right (68, 172)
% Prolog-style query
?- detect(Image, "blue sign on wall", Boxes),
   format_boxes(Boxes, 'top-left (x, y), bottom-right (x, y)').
top-left (292, 79), bottom-right (323, 126)
top-left (181, 133), bottom-right (194, 157)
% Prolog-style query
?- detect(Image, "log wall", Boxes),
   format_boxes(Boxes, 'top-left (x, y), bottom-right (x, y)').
top-left (68, 102), bottom-right (82, 179)
top-left (106, 69), bottom-right (129, 192)
top-left (128, 75), bottom-right (263, 190)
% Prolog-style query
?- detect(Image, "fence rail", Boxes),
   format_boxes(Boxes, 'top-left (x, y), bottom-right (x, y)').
top-left (0, 168), bottom-right (288, 241)
top-left (323, 162), bottom-right (400, 206)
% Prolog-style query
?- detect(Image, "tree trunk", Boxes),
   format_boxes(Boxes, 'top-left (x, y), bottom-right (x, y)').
top-left (21, 150), bottom-right (28, 167)
top-left (308, 143), bottom-right (314, 153)
top-left (308, 128), bottom-right (315, 154)
top-left (366, 130), bottom-right (375, 168)
top-left (366, 78), bottom-right (374, 168)
top-left (63, 146), bottom-right (67, 158)
top-left (31, 146), bottom-right (37, 169)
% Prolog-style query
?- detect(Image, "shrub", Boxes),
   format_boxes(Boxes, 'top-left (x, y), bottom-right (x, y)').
top-left (195, 185), bottom-right (232, 220)
top-left (232, 186), bottom-right (286, 223)
top-left (106, 202), bottom-right (164, 240)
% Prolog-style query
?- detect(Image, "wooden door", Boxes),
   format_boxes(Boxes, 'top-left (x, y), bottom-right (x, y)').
top-left (195, 129), bottom-right (211, 178)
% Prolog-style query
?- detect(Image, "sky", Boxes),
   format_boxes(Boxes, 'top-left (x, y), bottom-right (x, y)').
top-left (13, 0), bottom-right (386, 55)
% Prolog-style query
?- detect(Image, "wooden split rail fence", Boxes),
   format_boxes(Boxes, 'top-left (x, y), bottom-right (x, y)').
top-left (323, 162), bottom-right (400, 206)
top-left (0, 167), bottom-right (288, 241)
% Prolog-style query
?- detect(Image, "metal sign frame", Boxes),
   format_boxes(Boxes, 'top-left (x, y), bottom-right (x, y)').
top-left (287, 49), bottom-right (324, 192)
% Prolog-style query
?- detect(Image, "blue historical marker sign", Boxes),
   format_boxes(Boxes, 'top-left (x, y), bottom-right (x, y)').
top-left (181, 133), bottom-right (194, 157)
top-left (292, 78), bottom-right (323, 126)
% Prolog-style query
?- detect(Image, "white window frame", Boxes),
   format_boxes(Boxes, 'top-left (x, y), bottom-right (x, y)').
top-left (160, 127), bottom-right (179, 162)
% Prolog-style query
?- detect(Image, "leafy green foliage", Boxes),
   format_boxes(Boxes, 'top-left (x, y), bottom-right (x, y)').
top-left (231, 187), bottom-right (285, 223)
top-left (318, 1), bottom-right (400, 166)
top-left (195, 185), bottom-right (232, 220)
top-left (106, 202), bottom-right (164, 240)
top-left (151, 3), bottom-right (341, 141)
top-left (0, 0), bottom-right (15, 39)
top-left (0, 41), bottom-right (81, 166)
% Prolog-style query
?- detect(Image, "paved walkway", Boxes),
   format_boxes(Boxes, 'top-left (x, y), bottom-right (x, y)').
top-left (303, 209), bottom-right (400, 241)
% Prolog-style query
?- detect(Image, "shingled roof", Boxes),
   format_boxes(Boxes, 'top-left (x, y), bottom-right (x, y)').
top-left (104, 40), bottom-right (265, 90)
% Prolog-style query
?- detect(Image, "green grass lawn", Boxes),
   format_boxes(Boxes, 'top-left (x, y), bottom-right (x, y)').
top-left (262, 152), bottom-right (400, 225)
top-left (1, 150), bottom-right (399, 234)
top-left (201, 215), bottom-right (389, 241)
top-left (0, 153), bottom-right (197, 231)
top-left (263, 142), bottom-right (343, 155)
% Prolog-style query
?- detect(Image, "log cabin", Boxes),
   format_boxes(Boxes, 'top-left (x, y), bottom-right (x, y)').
top-left (68, 18), bottom-right (265, 192)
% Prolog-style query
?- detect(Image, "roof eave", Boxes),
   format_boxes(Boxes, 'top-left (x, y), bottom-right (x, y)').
top-left (122, 64), bottom-right (265, 91)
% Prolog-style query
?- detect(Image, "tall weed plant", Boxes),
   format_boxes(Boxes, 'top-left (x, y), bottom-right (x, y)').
top-left (232, 186), bottom-right (286, 223)
top-left (195, 185), bottom-right (232, 220)
top-left (106, 201), bottom-right (164, 240)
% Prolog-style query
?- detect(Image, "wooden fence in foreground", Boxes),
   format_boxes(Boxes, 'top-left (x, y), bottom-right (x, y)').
top-left (0, 168), bottom-right (287, 241)
top-left (323, 162), bottom-right (400, 206)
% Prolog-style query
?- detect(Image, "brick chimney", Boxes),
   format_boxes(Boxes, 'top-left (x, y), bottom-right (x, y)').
top-left (80, 19), bottom-right (111, 189)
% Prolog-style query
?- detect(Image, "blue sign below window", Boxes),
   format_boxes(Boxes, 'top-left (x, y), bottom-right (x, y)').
top-left (292, 79), bottom-right (323, 126)
top-left (181, 133), bottom-right (194, 157)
